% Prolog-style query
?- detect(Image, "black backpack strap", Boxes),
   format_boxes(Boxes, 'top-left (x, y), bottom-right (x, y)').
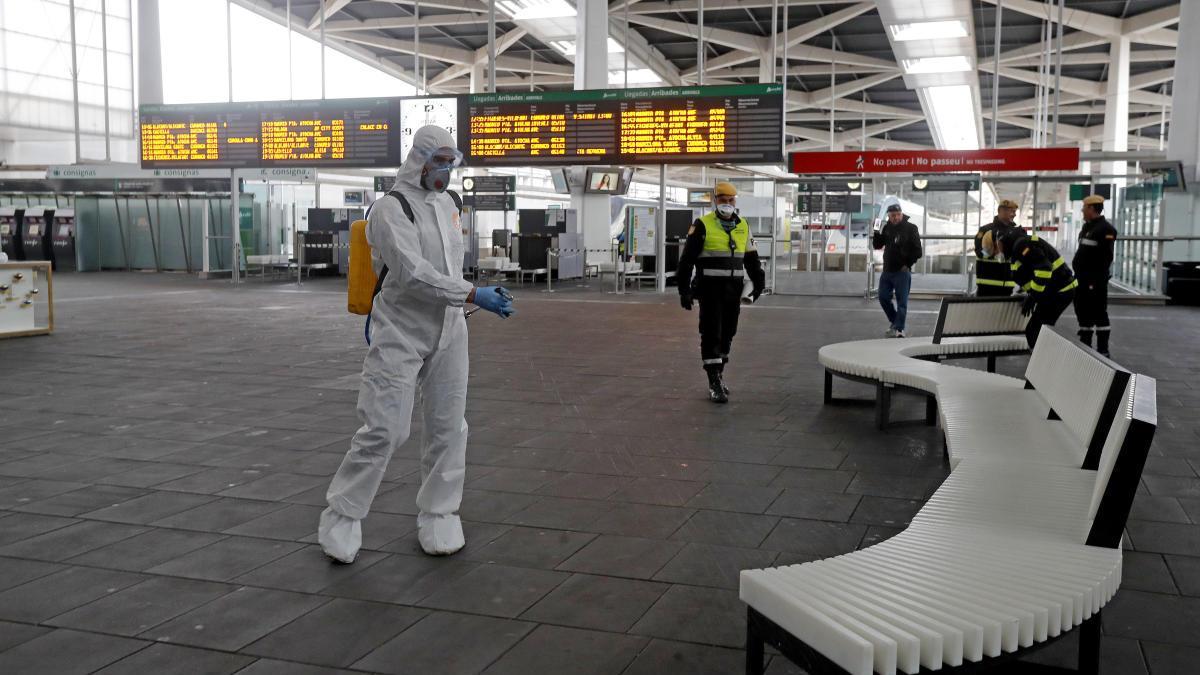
top-left (370, 190), bottom-right (415, 298)
top-left (447, 189), bottom-right (463, 214)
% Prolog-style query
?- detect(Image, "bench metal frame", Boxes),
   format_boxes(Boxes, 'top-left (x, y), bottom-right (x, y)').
top-left (748, 376), bottom-right (1158, 675)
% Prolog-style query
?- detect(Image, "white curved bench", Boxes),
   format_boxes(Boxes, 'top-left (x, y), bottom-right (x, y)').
top-left (743, 351), bottom-right (1157, 675)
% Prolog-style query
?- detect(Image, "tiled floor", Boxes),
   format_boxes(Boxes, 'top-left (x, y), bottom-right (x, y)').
top-left (0, 272), bottom-right (1197, 674)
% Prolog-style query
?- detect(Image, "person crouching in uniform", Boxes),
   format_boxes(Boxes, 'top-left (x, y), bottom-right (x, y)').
top-left (1072, 195), bottom-right (1118, 357)
top-left (991, 227), bottom-right (1078, 348)
top-left (974, 199), bottom-right (1022, 296)
top-left (676, 181), bottom-right (766, 404)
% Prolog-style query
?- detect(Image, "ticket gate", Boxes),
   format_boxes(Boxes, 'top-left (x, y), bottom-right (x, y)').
top-left (0, 207), bottom-right (22, 261)
top-left (49, 208), bottom-right (77, 271)
top-left (20, 207), bottom-right (52, 263)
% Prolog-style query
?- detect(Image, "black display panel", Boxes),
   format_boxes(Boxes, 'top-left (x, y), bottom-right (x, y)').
top-left (459, 84), bottom-right (784, 167)
top-left (259, 97), bottom-right (399, 167)
top-left (140, 102), bottom-right (261, 168)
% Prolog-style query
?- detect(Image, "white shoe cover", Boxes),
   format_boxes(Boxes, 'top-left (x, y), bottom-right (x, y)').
top-left (417, 513), bottom-right (465, 556)
top-left (318, 507), bottom-right (361, 564)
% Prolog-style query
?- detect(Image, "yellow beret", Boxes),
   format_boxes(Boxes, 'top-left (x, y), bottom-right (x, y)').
top-left (1083, 195), bottom-right (1105, 206)
top-left (998, 199), bottom-right (1019, 209)
top-left (714, 181), bottom-right (738, 197)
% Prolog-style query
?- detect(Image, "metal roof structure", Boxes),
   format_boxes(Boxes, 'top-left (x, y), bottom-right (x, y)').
top-left (238, 1), bottom-right (1179, 153)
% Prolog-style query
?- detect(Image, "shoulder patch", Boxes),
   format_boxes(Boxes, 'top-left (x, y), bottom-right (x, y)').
top-left (1022, 247), bottom-right (1030, 256)
top-left (1105, 234), bottom-right (1115, 239)
top-left (688, 224), bottom-right (698, 235)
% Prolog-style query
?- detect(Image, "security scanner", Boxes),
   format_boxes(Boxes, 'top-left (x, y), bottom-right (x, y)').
top-left (49, 208), bottom-right (77, 272)
top-left (20, 207), bottom-right (52, 263)
top-left (0, 207), bottom-right (22, 261)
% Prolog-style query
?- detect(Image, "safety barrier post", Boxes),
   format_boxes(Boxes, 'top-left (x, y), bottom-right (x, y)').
top-left (545, 248), bottom-right (556, 293)
top-left (296, 231), bottom-right (303, 286)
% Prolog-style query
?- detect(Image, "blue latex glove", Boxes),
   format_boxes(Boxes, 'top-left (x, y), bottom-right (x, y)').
top-left (472, 286), bottom-right (516, 318)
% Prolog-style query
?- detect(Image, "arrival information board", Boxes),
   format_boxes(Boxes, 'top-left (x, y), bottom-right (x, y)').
top-left (141, 98), bottom-right (407, 169)
top-left (459, 84), bottom-right (783, 166)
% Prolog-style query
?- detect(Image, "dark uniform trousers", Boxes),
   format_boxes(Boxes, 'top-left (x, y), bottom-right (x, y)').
top-left (1074, 279), bottom-right (1109, 337)
top-left (1027, 288), bottom-right (1075, 347)
top-left (697, 277), bottom-right (743, 372)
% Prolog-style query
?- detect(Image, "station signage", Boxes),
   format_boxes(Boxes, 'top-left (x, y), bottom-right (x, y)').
top-left (790, 148), bottom-right (1080, 174)
top-left (463, 193), bottom-right (515, 212)
top-left (462, 175), bottom-right (515, 193)
top-left (796, 194), bottom-right (862, 213)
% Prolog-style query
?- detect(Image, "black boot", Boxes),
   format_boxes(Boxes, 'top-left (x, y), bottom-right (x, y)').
top-left (716, 371), bottom-right (730, 397)
top-left (1096, 329), bottom-right (1110, 358)
top-left (707, 370), bottom-right (728, 404)
top-left (1078, 328), bottom-right (1093, 349)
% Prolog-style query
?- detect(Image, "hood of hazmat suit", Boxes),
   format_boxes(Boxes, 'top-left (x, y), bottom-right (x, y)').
top-left (320, 125), bottom-right (471, 561)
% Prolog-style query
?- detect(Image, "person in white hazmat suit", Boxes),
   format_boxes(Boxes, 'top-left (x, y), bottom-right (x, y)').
top-left (319, 126), bottom-right (515, 562)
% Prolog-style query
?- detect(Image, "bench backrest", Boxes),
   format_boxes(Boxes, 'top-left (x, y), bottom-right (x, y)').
top-left (931, 296), bottom-right (1029, 344)
top-left (1085, 374), bottom-right (1157, 548)
top-left (1026, 327), bottom-right (1132, 468)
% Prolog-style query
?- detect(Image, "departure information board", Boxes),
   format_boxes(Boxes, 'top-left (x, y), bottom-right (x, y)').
top-left (259, 98), bottom-right (398, 167)
top-left (141, 98), bottom-right (405, 169)
top-left (140, 103), bottom-right (261, 168)
top-left (458, 84), bottom-right (783, 166)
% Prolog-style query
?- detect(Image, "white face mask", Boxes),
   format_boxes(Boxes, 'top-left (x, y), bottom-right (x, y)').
top-left (715, 203), bottom-right (737, 219)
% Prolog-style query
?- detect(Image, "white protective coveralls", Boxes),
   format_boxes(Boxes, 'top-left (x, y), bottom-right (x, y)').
top-left (319, 126), bottom-right (474, 561)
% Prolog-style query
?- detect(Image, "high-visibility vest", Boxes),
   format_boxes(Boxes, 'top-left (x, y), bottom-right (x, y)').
top-left (697, 212), bottom-right (750, 278)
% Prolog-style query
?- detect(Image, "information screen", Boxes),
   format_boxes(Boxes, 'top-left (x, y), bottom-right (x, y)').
top-left (140, 102), bottom-right (261, 168)
top-left (459, 84), bottom-right (783, 166)
top-left (259, 98), bottom-right (398, 167)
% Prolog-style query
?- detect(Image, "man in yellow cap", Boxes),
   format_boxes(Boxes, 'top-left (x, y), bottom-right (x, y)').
top-left (676, 181), bottom-right (766, 403)
top-left (974, 199), bottom-right (1022, 296)
top-left (1072, 195), bottom-right (1118, 356)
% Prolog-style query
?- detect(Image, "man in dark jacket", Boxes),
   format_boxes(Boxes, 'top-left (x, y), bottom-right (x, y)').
top-left (1072, 195), bottom-right (1118, 356)
top-left (677, 181), bottom-right (766, 403)
top-left (872, 203), bottom-right (922, 337)
top-left (974, 199), bottom-right (1022, 296)
top-left (993, 227), bottom-right (1078, 348)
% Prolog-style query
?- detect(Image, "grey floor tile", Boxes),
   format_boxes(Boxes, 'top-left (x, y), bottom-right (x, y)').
top-left (225, 503), bottom-right (323, 541)
top-left (0, 565), bottom-right (145, 623)
top-left (845, 472), bottom-right (944, 500)
top-left (96, 462), bottom-right (206, 488)
top-left (0, 520), bottom-right (147, 561)
top-left (1143, 641), bottom-right (1200, 675)
top-left (481, 624), bottom-right (647, 675)
top-left (217, 472), bottom-right (326, 501)
top-left (243, 598), bottom-right (426, 667)
top-left (653, 542), bottom-right (778, 589)
top-left (671, 509), bottom-right (780, 549)
top-left (12, 484), bottom-right (148, 517)
top-left (0, 556), bottom-right (62, 593)
top-left (150, 497), bottom-right (289, 532)
top-left (0, 620), bottom-right (52, 652)
top-left (141, 587), bottom-right (328, 651)
top-left (353, 611), bottom-right (534, 675)
top-left (760, 518), bottom-right (868, 557)
top-left (93, 643), bottom-right (255, 675)
top-left (1104, 589), bottom-right (1200, 648)
top-left (322, 553), bottom-right (479, 605)
top-left (0, 628), bottom-right (148, 675)
top-left (686, 483), bottom-right (783, 514)
top-left (587, 503), bottom-right (694, 539)
top-left (234, 545), bottom-right (387, 594)
top-left (1121, 551), bottom-right (1179, 594)
top-left (0, 512), bottom-right (79, 546)
top-left (849, 495), bottom-right (925, 527)
top-left (153, 467), bottom-right (267, 494)
top-left (520, 572), bottom-right (668, 632)
top-left (768, 467), bottom-right (857, 492)
top-left (557, 534), bottom-right (683, 580)
top-left (0, 479), bottom-right (90, 509)
top-left (146, 536), bottom-right (303, 581)
top-left (765, 489), bottom-right (862, 522)
top-left (621, 638), bottom-right (747, 675)
top-left (234, 660), bottom-right (359, 675)
top-left (535, 473), bottom-right (630, 500)
top-left (609, 477), bottom-right (707, 507)
top-left (46, 576), bottom-right (235, 636)
top-left (469, 467), bottom-right (564, 494)
top-left (81, 490), bottom-right (217, 524)
top-left (462, 526), bottom-right (595, 568)
top-left (1127, 521), bottom-right (1200, 556)
top-left (502, 495), bottom-right (612, 530)
top-left (1165, 554), bottom-right (1200, 596)
top-left (68, 528), bottom-right (226, 571)
top-left (629, 583), bottom-right (747, 649)
top-left (419, 563), bottom-right (569, 618)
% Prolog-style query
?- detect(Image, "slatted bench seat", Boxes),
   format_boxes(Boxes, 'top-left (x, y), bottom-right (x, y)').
top-left (742, 364), bottom-right (1157, 675)
top-left (821, 297), bottom-right (1031, 429)
top-left (940, 328), bottom-right (1131, 469)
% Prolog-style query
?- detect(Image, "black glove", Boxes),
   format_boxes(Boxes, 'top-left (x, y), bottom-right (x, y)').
top-left (680, 293), bottom-right (693, 311)
top-left (1021, 295), bottom-right (1037, 317)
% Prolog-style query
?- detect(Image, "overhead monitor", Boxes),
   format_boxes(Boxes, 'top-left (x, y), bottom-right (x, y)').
top-left (550, 167), bottom-right (570, 194)
top-left (459, 84), bottom-right (784, 167)
top-left (688, 189), bottom-right (713, 205)
top-left (1142, 160), bottom-right (1187, 192)
top-left (258, 98), bottom-right (398, 167)
top-left (586, 168), bottom-right (621, 194)
top-left (139, 102), bottom-right (262, 168)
